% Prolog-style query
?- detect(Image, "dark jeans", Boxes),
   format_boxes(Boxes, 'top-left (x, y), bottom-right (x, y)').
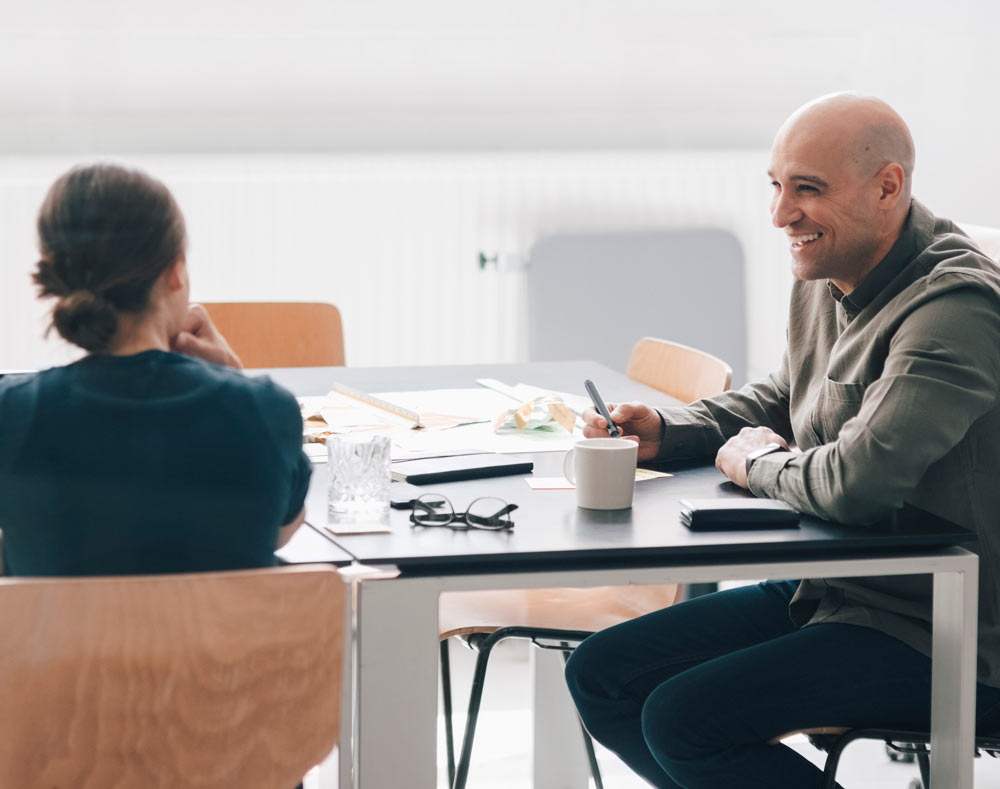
top-left (565, 580), bottom-right (1000, 788)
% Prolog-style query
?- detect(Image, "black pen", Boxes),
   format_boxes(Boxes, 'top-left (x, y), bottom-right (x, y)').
top-left (584, 379), bottom-right (621, 438)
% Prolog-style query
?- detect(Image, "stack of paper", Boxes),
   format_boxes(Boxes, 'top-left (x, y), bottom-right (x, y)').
top-left (299, 381), bottom-right (587, 461)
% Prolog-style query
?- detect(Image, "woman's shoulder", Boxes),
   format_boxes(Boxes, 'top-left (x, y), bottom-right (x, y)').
top-left (0, 370), bottom-right (39, 393)
top-left (198, 362), bottom-right (301, 429)
top-left (0, 370), bottom-right (42, 419)
top-left (215, 365), bottom-right (298, 412)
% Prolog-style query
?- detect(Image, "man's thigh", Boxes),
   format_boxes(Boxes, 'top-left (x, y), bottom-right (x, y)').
top-left (643, 620), bottom-right (934, 753)
top-left (568, 580), bottom-right (800, 700)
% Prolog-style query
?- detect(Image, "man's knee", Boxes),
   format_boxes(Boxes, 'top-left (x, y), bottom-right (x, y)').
top-left (564, 630), bottom-right (623, 726)
top-left (564, 630), bottom-right (609, 700)
top-left (640, 670), bottom-right (730, 776)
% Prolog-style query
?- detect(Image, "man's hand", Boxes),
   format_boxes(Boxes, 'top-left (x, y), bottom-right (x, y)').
top-left (715, 426), bottom-right (789, 489)
top-left (582, 401), bottom-right (663, 461)
top-left (171, 304), bottom-right (243, 369)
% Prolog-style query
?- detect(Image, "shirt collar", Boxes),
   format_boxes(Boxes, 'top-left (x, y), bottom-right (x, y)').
top-left (830, 200), bottom-right (923, 318)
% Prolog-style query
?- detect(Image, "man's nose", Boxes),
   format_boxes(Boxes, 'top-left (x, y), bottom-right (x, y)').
top-left (771, 190), bottom-right (802, 228)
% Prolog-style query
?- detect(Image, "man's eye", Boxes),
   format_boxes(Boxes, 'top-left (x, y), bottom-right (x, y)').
top-left (797, 184), bottom-right (818, 193)
top-left (770, 181), bottom-right (780, 189)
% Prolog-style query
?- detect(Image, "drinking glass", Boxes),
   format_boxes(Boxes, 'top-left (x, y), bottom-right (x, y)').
top-left (327, 434), bottom-right (392, 516)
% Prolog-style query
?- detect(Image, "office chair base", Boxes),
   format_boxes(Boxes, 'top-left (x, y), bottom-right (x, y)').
top-left (808, 725), bottom-right (1000, 789)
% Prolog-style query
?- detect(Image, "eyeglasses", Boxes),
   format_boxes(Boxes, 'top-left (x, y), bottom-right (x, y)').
top-left (410, 494), bottom-right (517, 531)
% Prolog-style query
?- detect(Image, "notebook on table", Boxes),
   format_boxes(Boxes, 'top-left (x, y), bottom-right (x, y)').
top-left (679, 498), bottom-right (800, 531)
top-left (391, 453), bottom-right (533, 485)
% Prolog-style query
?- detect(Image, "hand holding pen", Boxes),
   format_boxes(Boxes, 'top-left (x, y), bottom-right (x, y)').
top-left (584, 379), bottom-right (621, 437)
top-left (581, 379), bottom-right (664, 461)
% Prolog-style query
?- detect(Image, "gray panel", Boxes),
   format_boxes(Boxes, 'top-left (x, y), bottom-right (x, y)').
top-left (526, 229), bottom-right (747, 386)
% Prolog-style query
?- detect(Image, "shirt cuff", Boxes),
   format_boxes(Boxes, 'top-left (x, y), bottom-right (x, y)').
top-left (653, 407), bottom-right (719, 462)
top-left (746, 450), bottom-right (794, 497)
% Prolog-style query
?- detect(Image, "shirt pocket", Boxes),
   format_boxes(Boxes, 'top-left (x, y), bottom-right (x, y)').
top-left (812, 378), bottom-right (869, 442)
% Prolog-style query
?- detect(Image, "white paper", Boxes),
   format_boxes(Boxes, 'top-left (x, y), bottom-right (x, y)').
top-left (304, 443), bottom-right (328, 462)
top-left (393, 420), bottom-right (580, 454)
top-left (300, 385), bottom-right (587, 458)
top-left (373, 388), bottom-right (515, 422)
top-left (525, 477), bottom-right (576, 490)
top-left (323, 521), bottom-right (393, 535)
top-left (526, 469), bottom-right (673, 489)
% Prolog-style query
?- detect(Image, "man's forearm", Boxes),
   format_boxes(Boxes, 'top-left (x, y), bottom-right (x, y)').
top-left (656, 372), bottom-right (793, 462)
top-left (748, 289), bottom-right (1000, 524)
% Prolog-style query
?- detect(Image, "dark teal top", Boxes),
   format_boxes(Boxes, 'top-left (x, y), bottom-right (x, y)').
top-left (0, 350), bottom-right (311, 576)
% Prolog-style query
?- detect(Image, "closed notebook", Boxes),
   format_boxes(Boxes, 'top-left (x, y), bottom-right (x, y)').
top-left (679, 498), bottom-right (799, 531)
top-left (391, 453), bottom-right (533, 485)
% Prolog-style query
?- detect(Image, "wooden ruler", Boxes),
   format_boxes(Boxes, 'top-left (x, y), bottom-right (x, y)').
top-left (331, 382), bottom-right (424, 428)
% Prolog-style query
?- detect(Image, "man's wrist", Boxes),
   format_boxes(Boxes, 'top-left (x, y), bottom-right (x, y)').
top-left (745, 442), bottom-right (783, 480)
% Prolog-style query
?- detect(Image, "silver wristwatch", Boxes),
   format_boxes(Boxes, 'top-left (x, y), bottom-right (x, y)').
top-left (745, 442), bottom-right (783, 479)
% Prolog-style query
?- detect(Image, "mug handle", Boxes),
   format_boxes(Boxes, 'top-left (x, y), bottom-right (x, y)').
top-left (563, 448), bottom-right (576, 484)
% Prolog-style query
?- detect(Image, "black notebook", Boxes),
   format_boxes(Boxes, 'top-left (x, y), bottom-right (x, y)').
top-left (391, 453), bottom-right (533, 485)
top-left (679, 498), bottom-right (800, 531)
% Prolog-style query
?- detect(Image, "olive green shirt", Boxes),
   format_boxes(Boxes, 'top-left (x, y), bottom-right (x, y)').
top-left (657, 200), bottom-right (1000, 686)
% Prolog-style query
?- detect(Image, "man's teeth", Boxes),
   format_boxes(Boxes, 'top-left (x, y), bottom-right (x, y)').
top-left (790, 232), bottom-right (822, 247)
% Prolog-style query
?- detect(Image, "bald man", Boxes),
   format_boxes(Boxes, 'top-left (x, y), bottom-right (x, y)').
top-left (565, 93), bottom-right (1000, 788)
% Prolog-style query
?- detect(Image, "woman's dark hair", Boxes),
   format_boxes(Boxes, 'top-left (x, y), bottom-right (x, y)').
top-left (33, 163), bottom-right (186, 353)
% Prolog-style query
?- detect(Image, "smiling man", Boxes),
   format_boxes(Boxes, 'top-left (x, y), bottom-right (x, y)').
top-left (565, 93), bottom-right (1000, 788)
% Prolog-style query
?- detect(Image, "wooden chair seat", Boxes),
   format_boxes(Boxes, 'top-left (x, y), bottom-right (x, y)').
top-left (440, 584), bottom-right (682, 639)
top-left (201, 301), bottom-right (345, 368)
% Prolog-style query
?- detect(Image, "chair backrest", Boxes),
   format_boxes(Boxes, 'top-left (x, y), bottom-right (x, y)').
top-left (0, 565), bottom-right (348, 789)
top-left (201, 302), bottom-right (345, 368)
top-left (627, 336), bottom-right (733, 404)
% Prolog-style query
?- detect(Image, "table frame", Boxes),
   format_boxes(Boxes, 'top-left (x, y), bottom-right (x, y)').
top-left (259, 362), bottom-right (979, 788)
top-left (349, 547), bottom-right (977, 789)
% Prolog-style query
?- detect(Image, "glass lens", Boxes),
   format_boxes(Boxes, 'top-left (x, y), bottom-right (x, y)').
top-left (412, 494), bottom-right (453, 526)
top-left (466, 497), bottom-right (513, 529)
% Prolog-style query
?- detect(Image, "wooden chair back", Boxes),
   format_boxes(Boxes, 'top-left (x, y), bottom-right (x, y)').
top-left (0, 565), bottom-right (347, 789)
top-left (627, 336), bottom-right (733, 404)
top-left (201, 302), bottom-right (345, 368)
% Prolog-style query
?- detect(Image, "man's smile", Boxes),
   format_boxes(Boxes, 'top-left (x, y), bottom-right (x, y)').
top-left (788, 231), bottom-right (824, 250)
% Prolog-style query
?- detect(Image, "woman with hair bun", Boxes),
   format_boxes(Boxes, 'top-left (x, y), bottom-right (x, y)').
top-left (0, 163), bottom-right (310, 576)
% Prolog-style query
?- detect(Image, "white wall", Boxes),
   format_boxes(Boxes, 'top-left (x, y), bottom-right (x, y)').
top-left (1, 1), bottom-right (997, 373)
top-left (1, 0), bottom-right (997, 222)
top-left (0, 152), bottom-right (788, 378)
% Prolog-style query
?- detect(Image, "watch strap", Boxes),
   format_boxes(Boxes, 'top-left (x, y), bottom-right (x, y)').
top-left (745, 442), bottom-right (783, 479)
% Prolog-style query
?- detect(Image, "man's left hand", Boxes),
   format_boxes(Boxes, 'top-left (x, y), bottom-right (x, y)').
top-left (715, 427), bottom-right (790, 489)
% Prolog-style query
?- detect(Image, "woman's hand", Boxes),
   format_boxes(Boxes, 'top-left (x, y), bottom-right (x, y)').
top-left (171, 304), bottom-right (243, 369)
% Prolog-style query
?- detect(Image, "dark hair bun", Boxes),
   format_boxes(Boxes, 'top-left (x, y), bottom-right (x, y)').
top-left (52, 290), bottom-right (118, 353)
top-left (33, 163), bottom-right (187, 354)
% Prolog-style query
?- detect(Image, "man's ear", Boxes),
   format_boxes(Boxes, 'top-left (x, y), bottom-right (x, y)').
top-left (164, 257), bottom-right (187, 293)
top-left (876, 163), bottom-right (905, 210)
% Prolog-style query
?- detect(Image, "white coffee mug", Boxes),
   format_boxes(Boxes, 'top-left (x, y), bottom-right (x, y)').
top-left (563, 438), bottom-right (638, 510)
